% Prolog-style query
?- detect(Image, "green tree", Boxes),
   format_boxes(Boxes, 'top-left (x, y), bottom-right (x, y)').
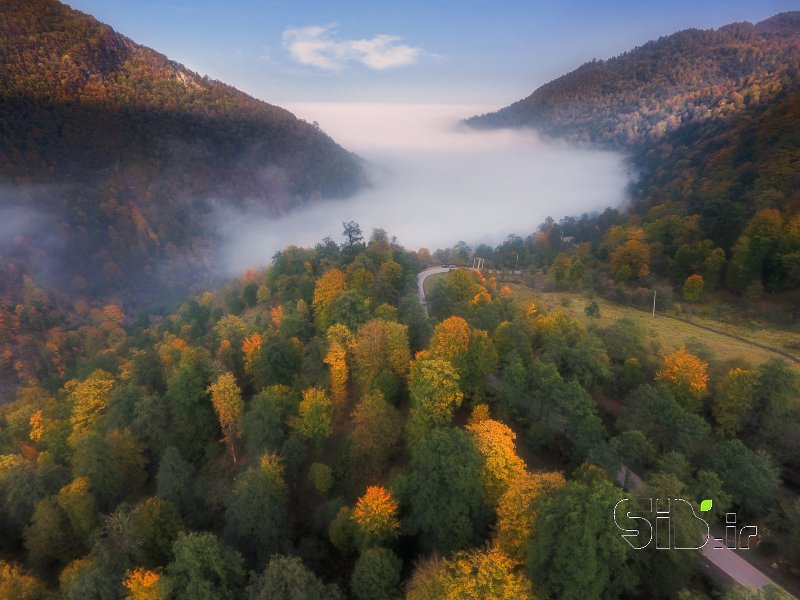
top-left (403, 427), bottom-right (485, 553)
top-left (351, 548), bottom-right (402, 600)
top-left (349, 390), bottom-right (402, 479)
top-left (165, 532), bottom-right (245, 600)
top-left (711, 440), bottom-right (780, 516)
top-left (528, 465), bottom-right (636, 600)
top-left (243, 385), bottom-right (297, 456)
top-left (224, 453), bottom-right (288, 566)
top-left (156, 447), bottom-right (195, 517)
top-left (248, 555), bottom-right (342, 600)
top-left (712, 368), bottom-right (757, 437)
top-left (407, 358), bottom-right (463, 439)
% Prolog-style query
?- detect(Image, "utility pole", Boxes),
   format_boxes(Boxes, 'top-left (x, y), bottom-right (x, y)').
top-left (515, 252), bottom-right (519, 271)
top-left (652, 289), bottom-right (657, 317)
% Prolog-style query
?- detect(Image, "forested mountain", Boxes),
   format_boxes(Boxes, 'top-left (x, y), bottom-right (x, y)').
top-left (467, 12), bottom-right (800, 147)
top-left (467, 13), bottom-right (800, 300)
top-left (0, 0), bottom-right (365, 304)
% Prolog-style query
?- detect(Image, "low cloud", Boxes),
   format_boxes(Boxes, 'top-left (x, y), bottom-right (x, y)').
top-left (216, 103), bottom-right (632, 274)
top-left (282, 25), bottom-right (422, 71)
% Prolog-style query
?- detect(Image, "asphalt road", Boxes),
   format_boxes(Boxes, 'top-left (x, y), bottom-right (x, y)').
top-left (417, 266), bottom-right (452, 317)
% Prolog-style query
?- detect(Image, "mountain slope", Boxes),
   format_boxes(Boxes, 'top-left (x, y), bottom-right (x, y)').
top-left (467, 12), bottom-right (800, 148)
top-left (0, 0), bottom-right (365, 305)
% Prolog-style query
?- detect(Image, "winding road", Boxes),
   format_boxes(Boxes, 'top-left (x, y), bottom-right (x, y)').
top-left (417, 266), bottom-right (452, 317)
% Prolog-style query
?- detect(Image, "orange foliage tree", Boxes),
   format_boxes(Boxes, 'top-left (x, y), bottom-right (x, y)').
top-left (352, 485), bottom-right (400, 549)
top-left (655, 346), bottom-right (709, 410)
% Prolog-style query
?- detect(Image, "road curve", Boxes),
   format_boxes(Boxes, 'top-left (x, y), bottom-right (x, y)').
top-left (417, 267), bottom-right (451, 317)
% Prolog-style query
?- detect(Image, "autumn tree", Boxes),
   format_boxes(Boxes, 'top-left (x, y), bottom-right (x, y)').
top-left (610, 239), bottom-right (650, 281)
top-left (682, 274), bottom-right (705, 302)
top-left (324, 324), bottom-right (352, 407)
top-left (123, 568), bottom-right (167, 600)
top-left (405, 546), bottom-right (536, 600)
top-left (352, 486), bottom-right (400, 549)
top-left (496, 470), bottom-right (566, 562)
top-left (313, 268), bottom-right (347, 331)
top-left (712, 368), bottom-right (758, 437)
top-left (655, 346), bottom-right (709, 411)
top-left (350, 319), bottom-right (411, 398)
top-left (349, 390), bottom-right (402, 478)
top-left (0, 560), bottom-right (48, 600)
top-left (66, 369), bottom-right (115, 441)
top-left (291, 388), bottom-right (332, 449)
top-left (466, 419), bottom-right (525, 506)
top-left (406, 358), bottom-right (463, 440)
top-left (207, 373), bottom-right (243, 464)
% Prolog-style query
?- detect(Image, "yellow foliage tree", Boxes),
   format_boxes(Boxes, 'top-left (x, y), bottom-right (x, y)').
top-left (352, 485), bottom-right (400, 548)
top-left (429, 316), bottom-right (470, 372)
top-left (0, 560), bottom-right (48, 600)
top-left (496, 470), bottom-right (566, 561)
top-left (207, 372), bottom-right (244, 464)
top-left (405, 546), bottom-right (536, 600)
top-left (350, 319), bottom-right (411, 393)
top-left (313, 268), bottom-right (347, 329)
top-left (242, 332), bottom-right (262, 377)
top-left (466, 419), bottom-right (525, 506)
top-left (66, 369), bottom-right (115, 442)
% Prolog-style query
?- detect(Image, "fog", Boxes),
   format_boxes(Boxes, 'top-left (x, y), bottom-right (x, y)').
top-left (217, 103), bottom-right (631, 273)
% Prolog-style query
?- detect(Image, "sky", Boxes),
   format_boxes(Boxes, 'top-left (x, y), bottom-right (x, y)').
top-left (64, 0), bottom-right (798, 105)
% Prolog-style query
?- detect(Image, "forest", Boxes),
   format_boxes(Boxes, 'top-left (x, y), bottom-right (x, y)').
top-left (1, 224), bottom-right (798, 599)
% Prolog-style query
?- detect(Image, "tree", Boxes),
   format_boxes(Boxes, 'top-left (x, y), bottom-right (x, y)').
top-left (244, 385), bottom-right (297, 456)
top-left (23, 496), bottom-right (77, 570)
top-left (342, 221), bottom-right (364, 249)
top-left (165, 532), bottom-right (245, 600)
top-left (496, 470), bottom-right (566, 562)
top-left (528, 465), bottom-right (636, 600)
top-left (156, 447), bottom-right (194, 517)
top-left (224, 453), bottom-right (288, 565)
top-left (313, 269), bottom-right (347, 330)
top-left (324, 325), bottom-right (351, 407)
top-left (406, 358), bottom-right (463, 439)
top-left (405, 547), bottom-right (535, 600)
top-left (551, 254), bottom-right (572, 282)
top-left (123, 568), bottom-right (167, 600)
top-left (350, 319), bottom-right (411, 397)
top-left (352, 486), bottom-right (400, 549)
top-left (329, 291), bottom-right (370, 331)
top-left (130, 497), bottom-right (184, 567)
top-left (610, 239), bottom-right (650, 281)
top-left (682, 274), bottom-right (704, 302)
top-left (711, 440), bottom-right (780, 516)
top-left (351, 548), bottom-right (401, 600)
top-left (712, 368), bottom-right (757, 437)
top-left (248, 555), bottom-right (341, 600)
top-left (655, 347), bottom-right (709, 411)
top-left (0, 560), bottom-right (48, 600)
top-left (622, 384), bottom-right (710, 459)
top-left (56, 477), bottom-right (98, 549)
top-left (584, 300), bottom-right (600, 318)
top-left (403, 428), bottom-right (485, 553)
top-left (466, 419), bottom-right (525, 506)
top-left (207, 373), bottom-right (243, 464)
top-left (309, 462), bottom-right (333, 495)
top-left (349, 390), bottom-right (402, 478)
top-left (291, 388), bottom-right (332, 449)
top-left (66, 369), bottom-right (115, 441)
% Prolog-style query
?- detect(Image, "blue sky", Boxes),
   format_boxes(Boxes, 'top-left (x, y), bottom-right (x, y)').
top-left (66, 0), bottom-right (799, 105)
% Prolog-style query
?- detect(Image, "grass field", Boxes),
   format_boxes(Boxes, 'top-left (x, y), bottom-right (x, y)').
top-left (508, 286), bottom-right (800, 370)
top-left (422, 272), bottom-right (448, 297)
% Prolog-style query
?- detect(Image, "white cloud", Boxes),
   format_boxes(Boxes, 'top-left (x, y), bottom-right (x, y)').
top-left (282, 25), bottom-right (422, 71)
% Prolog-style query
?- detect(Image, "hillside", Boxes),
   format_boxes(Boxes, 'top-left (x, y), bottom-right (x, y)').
top-left (466, 13), bottom-right (800, 300)
top-left (467, 12), bottom-right (800, 148)
top-left (0, 0), bottom-right (365, 304)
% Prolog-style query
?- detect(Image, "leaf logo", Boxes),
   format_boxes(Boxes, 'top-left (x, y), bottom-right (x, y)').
top-left (700, 499), bottom-right (713, 512)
